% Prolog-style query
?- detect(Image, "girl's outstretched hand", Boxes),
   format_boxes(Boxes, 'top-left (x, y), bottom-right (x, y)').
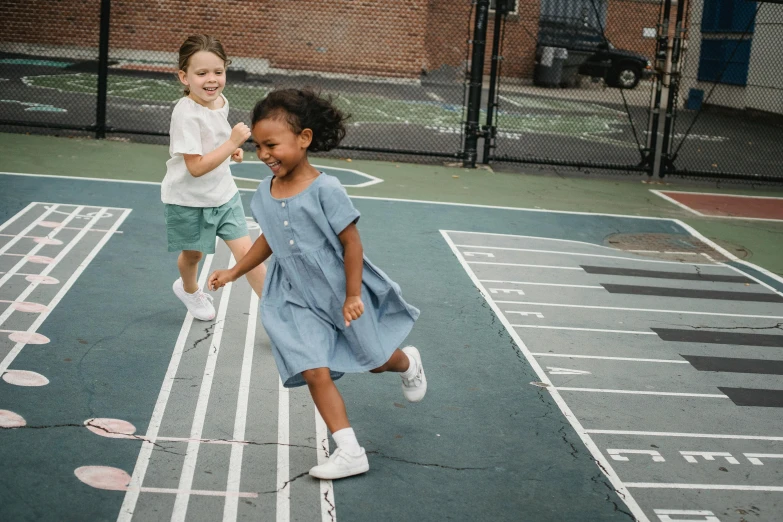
top-left (208, 269), bottom-right (235, 291)
top-left (343, 295), bottom-right (364, 327)
top-left (231, 148), bottom-right (244, 163)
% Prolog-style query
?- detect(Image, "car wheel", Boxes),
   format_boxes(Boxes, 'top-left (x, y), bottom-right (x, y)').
top-left (613, 65), bottom-right (640, 89)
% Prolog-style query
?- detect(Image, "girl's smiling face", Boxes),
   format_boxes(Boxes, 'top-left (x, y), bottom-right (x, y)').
top-left (252, 115), bottom-right (312, 179)
top-left (179, 51), bottom-right (226, 108)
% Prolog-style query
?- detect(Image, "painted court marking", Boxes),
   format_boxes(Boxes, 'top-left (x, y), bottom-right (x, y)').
top-left (651, 189), bottom-right (783, 222)
top-left (230, 161), bottom-right (384, 188)
top-left (442, 227), bottom-right (783, 522)
top-left (0, 203), bottom-right (131, 375)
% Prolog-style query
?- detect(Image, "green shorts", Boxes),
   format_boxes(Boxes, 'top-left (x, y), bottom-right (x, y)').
top-left (164, 192), bottom-right (249, 254)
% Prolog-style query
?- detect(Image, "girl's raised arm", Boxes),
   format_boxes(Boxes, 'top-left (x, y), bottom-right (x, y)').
top-left (184, 122), bottom-right (250, 177)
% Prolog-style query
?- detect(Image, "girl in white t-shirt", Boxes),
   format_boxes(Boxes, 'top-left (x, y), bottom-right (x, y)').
top-left (162, 35), bottom-right (265, 321)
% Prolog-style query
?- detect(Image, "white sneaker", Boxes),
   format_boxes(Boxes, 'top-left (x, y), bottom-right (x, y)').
top-left (309, 447), bottom-right (369, 480)
top-left (173, 278), bottom-right (215, 321)
top-left (401, 346), bottom-right (427, 402)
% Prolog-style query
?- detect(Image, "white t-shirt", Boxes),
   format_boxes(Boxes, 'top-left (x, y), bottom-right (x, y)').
top-left (161, 94), bottom-right (239, 207)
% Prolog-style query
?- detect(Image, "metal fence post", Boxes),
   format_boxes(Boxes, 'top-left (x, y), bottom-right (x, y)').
top-left (482, 0), bottom-right (508, 165)
top-left (96, 0), bottom-right (111, 139)
top-left (463, 0), bottom-right (490, 168)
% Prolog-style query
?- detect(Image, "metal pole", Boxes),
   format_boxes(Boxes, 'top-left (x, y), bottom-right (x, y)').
top-left (463, 0), bottom-right (490, 168)
top-left (660, 0), bottom-right (686, 175)
top-left (482, 2), bottom-right (506, 164)
top-left (96, 0), bottom-right (111, 139)
top-left (652, 0), bottom-right (673, 178)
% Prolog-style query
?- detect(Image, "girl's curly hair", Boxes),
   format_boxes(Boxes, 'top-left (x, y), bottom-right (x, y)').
top-left (251, 88), bottom-right (349, 152)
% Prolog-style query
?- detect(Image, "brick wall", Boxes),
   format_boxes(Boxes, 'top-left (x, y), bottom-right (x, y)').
top-left (1, 0), bottom-right (657, 80)
top-left (605, 0), bottom-right (660, 59)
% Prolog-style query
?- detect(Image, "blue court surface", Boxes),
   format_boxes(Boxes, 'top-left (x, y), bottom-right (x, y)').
top-left (1, 171), bottom-right (782, 522)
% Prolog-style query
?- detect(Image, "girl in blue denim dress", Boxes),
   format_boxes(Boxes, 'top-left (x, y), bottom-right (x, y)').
top-left (208, 88), bottom-right (427, 480)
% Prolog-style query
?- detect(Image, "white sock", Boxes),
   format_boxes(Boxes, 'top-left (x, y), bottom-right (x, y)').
top-left (400, 352), bottom-right (418, 380)
top-left (332, 427), bottom-right (361, 455)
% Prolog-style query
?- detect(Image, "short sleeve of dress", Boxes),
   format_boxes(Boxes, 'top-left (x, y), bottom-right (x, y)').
top-left (169, 105), bottom-right (203, 156)
top-left (320, 179), bottom-right (360, 236)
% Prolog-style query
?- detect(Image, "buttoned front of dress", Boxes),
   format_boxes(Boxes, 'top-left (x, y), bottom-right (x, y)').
top-left (249, 173), bottom-right (420, 388)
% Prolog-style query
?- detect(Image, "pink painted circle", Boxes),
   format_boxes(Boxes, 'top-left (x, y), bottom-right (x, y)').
top-left (38, 221), bottom-right (62, 228)
top-left (26, 255), bottom-right (54, 264)
top-left (12, 301), bottom-right (49, 313)
top-left (0, 409), bottom-right (26, 428)
top-left (74, 466), bottom-right (131, 491)
top-left (33, 237), bottom-right (63, 246)
top-left (85, 418), bottom-right (137, 439)
top-left (2, 370), bottom-right (49, 387)
top-left (25, 275), bottom-right (59, 285)
top-left (8, 331), bottom-right (50, 345)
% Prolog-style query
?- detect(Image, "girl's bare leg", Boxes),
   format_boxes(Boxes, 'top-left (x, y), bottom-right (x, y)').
top-left (225, 236), bottom-right (266, 297)
top-left (178, 250), bottom-right (203, 293)
top-left (301, 367), bottom-right (350, 433)
top-left (369, 348), bottom-right (410, 373)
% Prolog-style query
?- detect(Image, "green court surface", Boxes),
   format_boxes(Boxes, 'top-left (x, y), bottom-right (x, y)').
top-left (1, 133), bottom-right (783, 522)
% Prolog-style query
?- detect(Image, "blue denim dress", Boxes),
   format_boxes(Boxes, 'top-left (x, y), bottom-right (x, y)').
top-left (250, 174), bottom-right (420, 388)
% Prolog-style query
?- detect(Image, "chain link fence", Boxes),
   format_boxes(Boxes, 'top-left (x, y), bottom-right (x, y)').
top-left (1, 0), bottom-right (782, 183)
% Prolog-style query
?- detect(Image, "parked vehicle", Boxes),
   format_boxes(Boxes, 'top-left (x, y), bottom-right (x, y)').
top-left (537, 17), bottom-right (653, 89)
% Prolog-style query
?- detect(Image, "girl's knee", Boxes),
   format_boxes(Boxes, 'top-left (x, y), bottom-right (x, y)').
top-left (301, 367), bottom-right (332, 386)
top-left (369, 364), bottom-right (386, 374)
top-left (181, 250), bottom-right (203, 262)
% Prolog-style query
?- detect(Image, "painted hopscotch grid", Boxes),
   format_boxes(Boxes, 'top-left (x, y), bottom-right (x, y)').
top-left (86, 226), bottom-right (337, 522)
top-left (442, 229), bottom-right (783, 522)
top-left (0, 202), bottom-right (131, 391)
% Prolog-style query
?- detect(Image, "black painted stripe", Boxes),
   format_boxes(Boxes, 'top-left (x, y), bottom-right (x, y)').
top-left (719, 387), bottom-right (783, 407)
top-left (654, 328), bottom-right (783, 347)
top-left (602, 283), bottom-right (783, 302)
top-left (682, 355), bottom-right (783, 375)
top-left (581, 265), bottom-right (753, 283)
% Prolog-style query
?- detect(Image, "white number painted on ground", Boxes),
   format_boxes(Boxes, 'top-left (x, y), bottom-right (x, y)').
top-left (681, 451), bottom-right (739, 465)
top-left (489, 288), bottom-right (525, 295)
top-left (744, 453), bottom-right (783, 466)
top-left (654, 509), bottom-right (720, 522)
top-left (608, 448), bottom-right (782, 466)
top-left (607, 449), bottom-right (665, 462)
top-left (463, 252), bottom-right (495, 258)
top-left (507, 311), bottom-right (544, 318)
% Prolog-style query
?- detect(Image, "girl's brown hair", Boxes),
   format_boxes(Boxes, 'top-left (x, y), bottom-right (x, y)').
top-left (177, 34), bottom-right (231, 95)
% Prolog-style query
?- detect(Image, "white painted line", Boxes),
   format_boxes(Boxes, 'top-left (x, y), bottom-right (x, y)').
top-left (556, 387), bottom-right (727, 398)
top-left (0, 203), bottom-right (59, 259)
top-left (440, 230), bottom-right (650, 522)
top-left (531, 353), bottom-right (689, 364)
top-left (649, 190), bottom-right (705, 216)
top-left (468, 261), bottom-right (582, 270)
top-left (223, 289), bottom-right (259, 522)
top-left (172, 256), bottom-right (236, 522)
top-left (276, 377), bottom-right (290, 522)
top-left (133, 487), bottom-right (258, 498)
top-left (231, 175), bottom-right (263, 184)
top-left (0, 202), bottom-right (37, 233)
top-left (584, 429), bottom-right (783, 442)
top-left (455, 244), bottom-right (718, 266)
top-left (0, 208), bottom-right (131, 374)
top-left (483, 280), bottom-right (602, 289)
top-left (0, 171), bottom-right (161, 186)
top-left (512, 325), bottom-right (656, 335)
top-left (657, 190), bottom-right (783, 200)
top-left (494, 300), bottom-right (783, 320)
top-left (315, 410), bottom-right (335, 522)
top-left (626, 483), bottom-right (783, 492)
top-left (118, 252), bottom-right (215, 522)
